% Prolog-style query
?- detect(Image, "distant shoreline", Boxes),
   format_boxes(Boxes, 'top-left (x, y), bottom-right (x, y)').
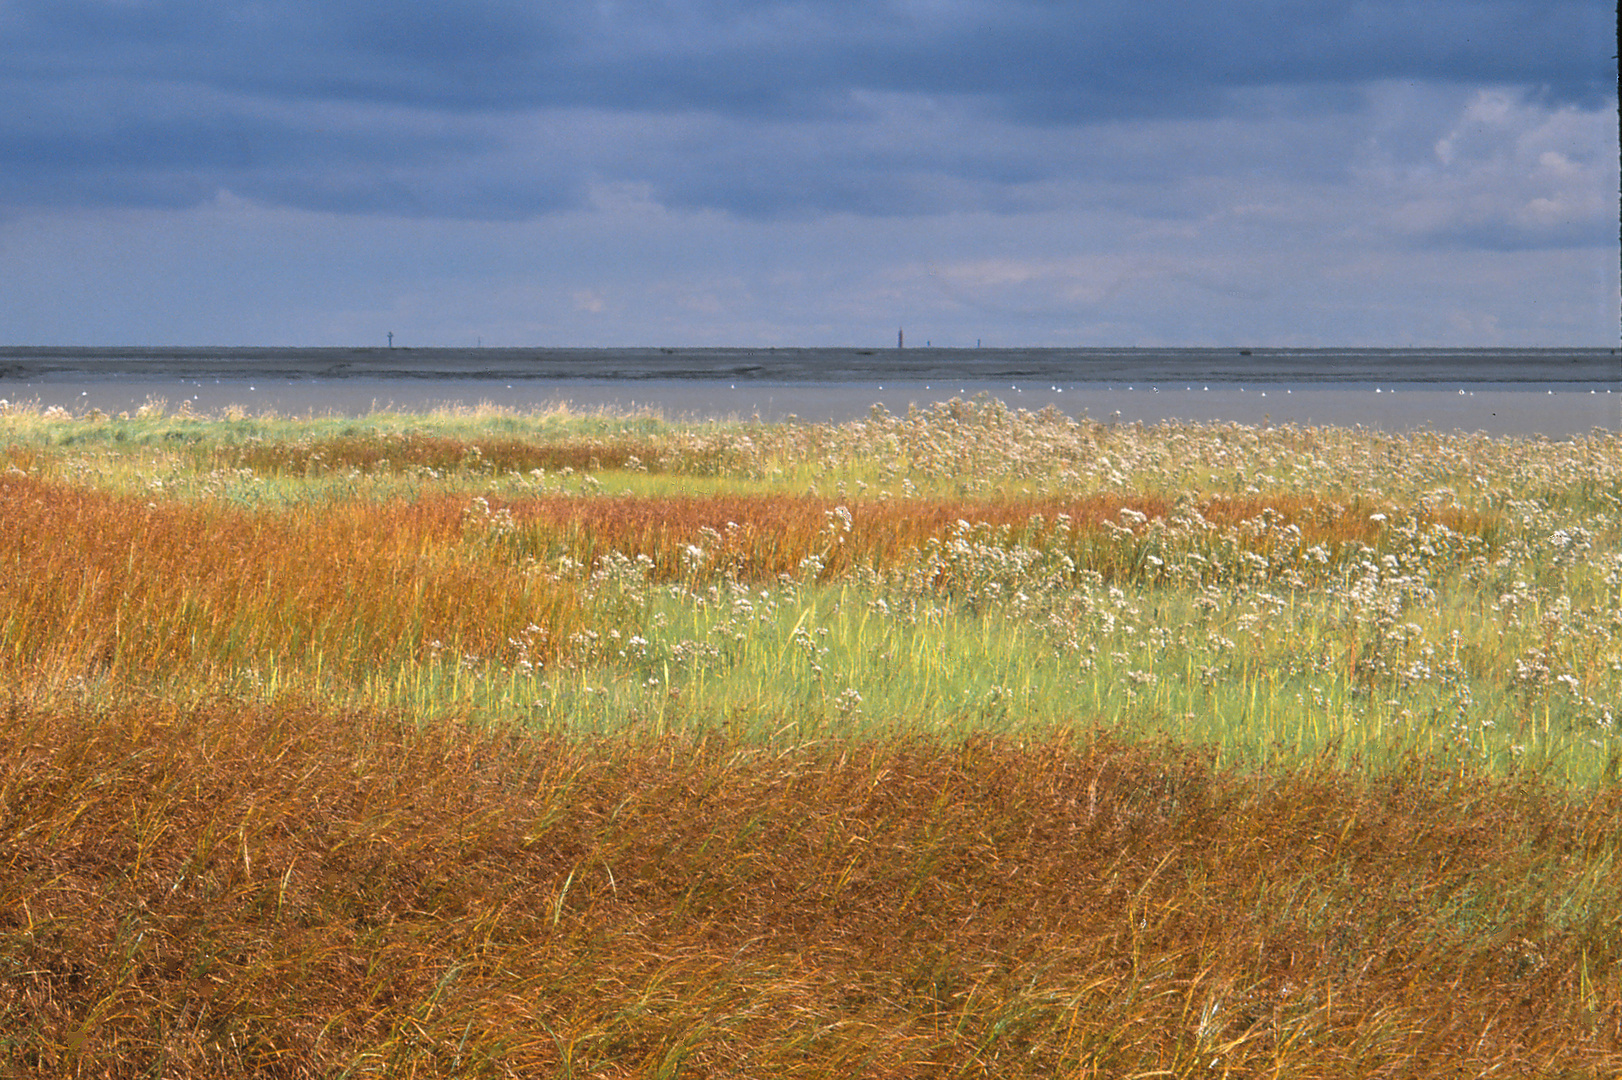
top-left (0, 346), bottom-right (1615, 385)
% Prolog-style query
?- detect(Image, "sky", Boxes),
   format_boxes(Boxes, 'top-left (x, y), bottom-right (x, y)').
top-left (0, 0), bottom-right (1616, 348)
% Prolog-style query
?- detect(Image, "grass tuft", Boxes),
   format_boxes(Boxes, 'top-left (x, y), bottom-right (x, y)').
top-left (2, 399), bottom-right (1619, 1073)
top-left (2, 701), bottom-right (1616, 1076)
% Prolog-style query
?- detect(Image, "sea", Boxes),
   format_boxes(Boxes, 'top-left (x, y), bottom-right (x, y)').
top-left (1, 346), bottom-right (1616, 438)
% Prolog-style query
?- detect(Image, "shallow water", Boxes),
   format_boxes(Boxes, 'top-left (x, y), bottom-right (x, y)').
top-left (2, 347), bottom-right (1615, 436)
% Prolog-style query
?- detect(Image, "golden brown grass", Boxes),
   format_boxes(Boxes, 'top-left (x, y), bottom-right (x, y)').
top-left (4, 411), bottom-right (1613, 1076)
top-left (0, 474), bottom-right (584, 690)
top-left (215, 433), bottom-right (722, 477)
top-left (480, 490), bottom-right (1496, 581)
top-left (3, 699), bottom-right (1616, 1077)
top-left (2, 470), bottom-right (1496, 697)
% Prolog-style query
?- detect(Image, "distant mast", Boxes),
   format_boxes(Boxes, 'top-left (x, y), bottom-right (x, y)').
top-left (898, 328), bottom-right (904, 349)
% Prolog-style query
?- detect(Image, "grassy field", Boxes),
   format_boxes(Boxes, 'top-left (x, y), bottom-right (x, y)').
top-left (2, 395), bottom-right (1619, 1076)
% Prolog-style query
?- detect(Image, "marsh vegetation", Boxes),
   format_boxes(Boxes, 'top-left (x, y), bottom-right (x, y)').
top-left (2, 396), bottom-right (1618, 1075)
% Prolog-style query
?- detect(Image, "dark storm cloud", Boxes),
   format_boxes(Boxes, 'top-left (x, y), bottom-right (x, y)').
top-left (0, 73), bottom-right (563, 215)
top-left (0, 0), bottom-right (1613, 217)
top-left (10, 1), bottom-right (1609, 112)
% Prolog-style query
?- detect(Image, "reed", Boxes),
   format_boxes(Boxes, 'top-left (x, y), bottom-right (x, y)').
top-left (2, 700), bottom-right (1616, 1077)
top-left (3, 400), bottom-right (1617, 779)
top-left (4, 398), bottom-right (1620, 1073)
top-left (213, 430), bottom-right (728, 478)
top-left (0, 474), bottom-right (587, 699)
top-left (457, 490), bottom-right (1492, 579)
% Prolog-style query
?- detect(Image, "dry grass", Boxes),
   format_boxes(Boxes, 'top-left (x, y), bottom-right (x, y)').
top-left (0, 474), bottom-right (585, 690)
top-left (476, 490), bottom-right (1496, 583)
top-left (215, 433), bottom-right (721, 478)
top-left (4, 407), bottom-right (1617, 1075)
top-left (0, 470), bottom-right (1493, 696)
top-left (2, 699), bottom-right (1616, 1077)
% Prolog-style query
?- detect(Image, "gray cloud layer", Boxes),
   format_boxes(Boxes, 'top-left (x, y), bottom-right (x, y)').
top-left (3, 0), bottom-right (1614, 225)
top-left (10, 1), bottom-right (1613, 110)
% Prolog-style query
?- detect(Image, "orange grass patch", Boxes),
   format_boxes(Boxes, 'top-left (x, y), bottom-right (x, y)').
top-left (217, 433), bottom-right (722, 476)
top-left (3, 700), bottom-right (1616, 1076)
top-left (0, 474), bottom-right (583, 687)
top-left (492, 491), bottom-right (1498, 581)
top-left (3, 444), bottom-right (45, 473)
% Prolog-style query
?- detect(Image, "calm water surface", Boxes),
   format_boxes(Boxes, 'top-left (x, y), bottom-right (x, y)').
top-left (2, 347), bottom-right (1615, 437)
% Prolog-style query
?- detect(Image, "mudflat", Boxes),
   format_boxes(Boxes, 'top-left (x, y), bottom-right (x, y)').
top-left (0, 344), bottom-right (1615, 383)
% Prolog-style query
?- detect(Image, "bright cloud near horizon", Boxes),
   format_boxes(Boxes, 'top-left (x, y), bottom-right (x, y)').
top-left (1, 1), bottom-right (1616, 348)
